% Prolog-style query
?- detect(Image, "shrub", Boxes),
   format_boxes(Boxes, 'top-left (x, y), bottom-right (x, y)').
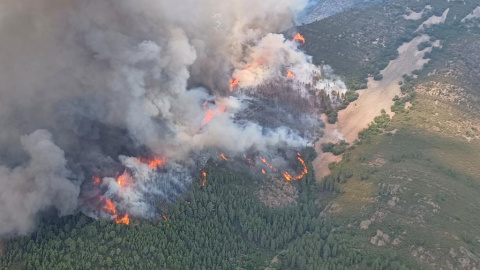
top-left (417, 41), bottom-right (432, 51)
top-left (326, 109), bottom-right (338, 124)
top-left (373, 73), bottom-right (383, 81)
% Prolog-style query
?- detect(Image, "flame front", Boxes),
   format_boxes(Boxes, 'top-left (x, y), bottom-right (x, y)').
top-left (137, 157), bottom-right (167, 169)
top-left (259, 157), bottom-right (277, 172)
top-left (103, 198), bottom-right (130, 225)
top-left (104, 198), bottom-right (116, 215)
top-left (229, 78), bottom-right (239, 91)
top-left (292, 33), bottom-right (306, 44)
top-left (286, 69), bottom-right (295, 79)
top-left (283, 153), bottom-right (308, 181)
top-left (115, 214), bottom-right (130, 225)
top-left (201, 170), bottom-right (207, 187)
top-left (201, 101), bottom-right (227, 126)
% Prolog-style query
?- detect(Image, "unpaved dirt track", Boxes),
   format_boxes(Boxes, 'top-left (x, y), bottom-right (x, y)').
top-left (314, 35), bottom-right (433, 180)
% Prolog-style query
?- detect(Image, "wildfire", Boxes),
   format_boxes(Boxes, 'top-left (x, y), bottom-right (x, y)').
top-left (220, 153), bottom-right (228, 161)
top-left (283, 153), bottom-right (308, 181)
top-left (292, 33), bottom-right (306, 44)
top-left (104, 198), bottom-right (116, 215)
top-left (229, 78), bottom-right (239, 91)
top-left (201, 170), bottom-right (207, 187)
top-left (103, 198), bottom-right (130, 225)
top-left (261, 169), bottom-right (266, 175)
top-left (93, 176), bottom-right (101, 185)
top-left (259, 157), bottom-right (278, 172)
top-left (137, 157), bottom-right (167, 169)
top-left (162, 214), bottom-right (168, 221)
top-left (116, 171), bottom-right (132, 187)
top-left (115, 214), bottom-right (130, 225)
top-left (286, 69), bottom-right (295, 79)
top-left (202, 101), bottom-right (227, 126)
top-left (244, 154), bottom-right (255, 168)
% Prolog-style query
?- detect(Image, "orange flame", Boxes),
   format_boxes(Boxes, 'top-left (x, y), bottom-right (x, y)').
top-left (229, 78), bottom-right (239, 91)
top-left (93, 176), bottom-right (101, 185)
top-left (244, 154), bottom-right (255, 168)
top-left (162, 214), bottom-right (168, 221)
top-left (246, 61), bottom-right (261, 71)
top-left (283, 153), bottom-right (308, 181)
top-left (201, 170), bottom-right (207, 187)
top-left (202, 102), bottom-right (226, 126)
top-left (115, 214), bottom-right (130, 225)
top-left (116, 171), bottom-right (132, 187)
top-left (220, 153), bottom-right (228, 161)
top-left (292, 33), bottom-right (306, 44)
top-left (104, 198), bottom-right (116, 215)
top-left (261, 169), bottom-right (266, 175)
top-left (137, 157), bottom-right (167, 169)
top-left (103, 198), bottom-right (130, 225)
top-left (283, 172), bottom-right (293, 181)
top-left (259, 157), bottom-right (278, 172)
top-left (287, 69), bottom-right (295, 79)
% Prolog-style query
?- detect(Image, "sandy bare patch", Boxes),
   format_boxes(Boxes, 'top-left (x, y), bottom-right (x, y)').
top-left (336, 35), bottom-right (431, 144)
top-left (403, 5), bottom-right (432, 21)
top-left (313, 35), bottom-right (432, 181)
top-left (416, 8), bottom-right (449, 32)
top-left (271, 255), bottom-right (279, 264)
top-left (403, 8), bottom-right (424, 21)
top-left (462, 6), bottom-right (480, 22)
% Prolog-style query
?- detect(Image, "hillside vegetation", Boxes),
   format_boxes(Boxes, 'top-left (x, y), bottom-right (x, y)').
top-left (1, 0), bottom-right (479, 269)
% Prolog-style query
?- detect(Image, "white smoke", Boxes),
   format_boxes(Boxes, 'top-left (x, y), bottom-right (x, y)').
top-left (0, 0), bottom-right (345, 233)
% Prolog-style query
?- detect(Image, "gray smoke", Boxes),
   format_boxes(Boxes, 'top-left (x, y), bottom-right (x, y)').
top-left (0, 130), bottom-right (80, 235)
top-left (0, 0), bottom-right (345, 234)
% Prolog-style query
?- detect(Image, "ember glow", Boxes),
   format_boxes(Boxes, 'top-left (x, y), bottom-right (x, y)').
top-left (292, 33), bottom-right (306, 44)
top-left (259, 157), bottom-right (278, 172)
top-left (104, 198), bottom-right (116, 215)
top-left (283, 153), bottom-right (308, 181)
top-left (115, 214), bottom-right (130, 225)
top-left (137, 157), bottom-right (167, 169)
top-left (116, 171), bottom-right (132, 187)
top-left (229, 78), bottom-right (240, 91)
top-left (93, 177), bottom-right (101, 185)
top-left (202, 101), bottom-right (227, 126)
top-left (201, 170), bottom-right (207, 187)
top-left (103, 198), bottom-right (130, 225)
top-left (244, 154), bottom-right (255, 168)
top-left (287, 69), bottom-right (295, 79)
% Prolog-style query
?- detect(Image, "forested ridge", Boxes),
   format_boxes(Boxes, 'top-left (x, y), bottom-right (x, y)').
top-left (0, 148), bottom-right (417, 270)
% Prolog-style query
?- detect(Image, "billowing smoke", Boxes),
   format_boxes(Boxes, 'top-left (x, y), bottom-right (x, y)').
top-left (0, 130), bottom-right (80, 235)
top-left (0, 0), bottom-right (346, 234)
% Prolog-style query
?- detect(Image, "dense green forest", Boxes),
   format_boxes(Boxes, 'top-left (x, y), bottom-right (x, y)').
top-left (0, 148), bottom-right (418, 270)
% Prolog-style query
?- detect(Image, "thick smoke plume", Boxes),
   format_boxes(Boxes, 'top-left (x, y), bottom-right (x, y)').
top-left (0, 130), bottom-right (80, 235)
top-left (0, 0), bottom-right (345, 234)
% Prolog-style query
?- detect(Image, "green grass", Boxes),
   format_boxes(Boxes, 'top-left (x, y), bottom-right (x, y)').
top-left (326, 94), bottom-right (480, 268)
